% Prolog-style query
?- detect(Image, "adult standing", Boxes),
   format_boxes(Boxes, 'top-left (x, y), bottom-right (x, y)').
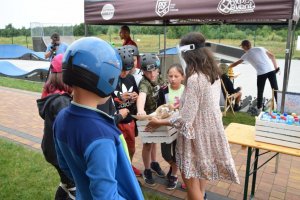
top-left (45, 32), bottom-right (68, 61)
top-left (146, 32), bottom-right (240, 200)
top-left (229, 40), bottom-right (279, 113)
top-left (119, 25), bottom-right (141, 69)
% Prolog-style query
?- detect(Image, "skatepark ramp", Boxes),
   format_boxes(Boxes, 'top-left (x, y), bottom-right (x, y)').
top-left (0, 59), bottom-right (49, 82)
top-left (0, 44), bottom-right (46, 60)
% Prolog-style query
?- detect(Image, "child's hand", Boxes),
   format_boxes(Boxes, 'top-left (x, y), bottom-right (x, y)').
top-left (137, 110), bottom-right (146, 116)
top-left (130, 92), bottom-right (138, 102)
top-left (121, 92), bottom-right (132, 101)
top-left (145, 117), bottom-right (161, 132)
top-left (119, 108), bottom-right (129, 119)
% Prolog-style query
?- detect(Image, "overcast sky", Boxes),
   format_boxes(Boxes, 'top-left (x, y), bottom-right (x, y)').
top-left (0, 0), bottom-right (84, 29)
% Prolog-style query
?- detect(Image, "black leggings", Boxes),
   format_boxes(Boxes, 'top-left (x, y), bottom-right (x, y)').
top-left (54, 165), bottom-right (74, 186)
top-left (257, 70), bottom-right (278, 109)
top-left (161, 140), bottom-right (177, 163)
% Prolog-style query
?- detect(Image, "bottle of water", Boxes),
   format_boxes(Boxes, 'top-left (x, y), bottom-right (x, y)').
top-left (286, 115), bottom-right (294, 125)
top-left (261, 112), bottom-right (271, 121)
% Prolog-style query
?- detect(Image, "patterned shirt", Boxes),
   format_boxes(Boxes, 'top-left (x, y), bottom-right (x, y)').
top-left (139, 76), bottom-right (166, 114)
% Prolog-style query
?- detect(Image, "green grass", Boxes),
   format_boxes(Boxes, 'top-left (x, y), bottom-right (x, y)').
top-left (0, 77), bottom-right (43, 93)
top-left (0, 139), bottom-right (58, 200)
top-left (1, 35), bottom-right (298, 59)
top-left (223, 112), bottom-right (255, 126)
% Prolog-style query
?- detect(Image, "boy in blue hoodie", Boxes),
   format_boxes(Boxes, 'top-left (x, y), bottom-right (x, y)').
top-left (53, 37), bottom-right (144, 200)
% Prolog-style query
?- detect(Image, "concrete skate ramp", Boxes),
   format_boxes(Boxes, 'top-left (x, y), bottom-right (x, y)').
top-left (0, 44), bottom-right (46, 60)
top-left (32, 37), bottom-right (47, 52)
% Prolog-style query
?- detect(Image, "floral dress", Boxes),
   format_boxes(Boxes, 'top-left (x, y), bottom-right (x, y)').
top-left (170, 72), bottom-right (240, 183)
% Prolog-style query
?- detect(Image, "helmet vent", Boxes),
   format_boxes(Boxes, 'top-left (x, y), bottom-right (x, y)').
top-left (108, 77), bottom-right (115, 86)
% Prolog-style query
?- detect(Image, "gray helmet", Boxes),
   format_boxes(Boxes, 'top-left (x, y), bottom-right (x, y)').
top-left (116, 46), bottom-right (134, 71)
top-left (140, 53), bottom-right (160, 71)
top-left (124, 45), bottom-right (139, 56)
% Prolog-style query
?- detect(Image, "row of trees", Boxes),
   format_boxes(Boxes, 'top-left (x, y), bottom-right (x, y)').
top-left (1, 23), bottom-right (300, 42)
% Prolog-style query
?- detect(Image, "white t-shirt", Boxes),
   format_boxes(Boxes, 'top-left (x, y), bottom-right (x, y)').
top-left (131, 68), bottom-right (143, 86)
top-left (241, 47), bottom-right (274, 75)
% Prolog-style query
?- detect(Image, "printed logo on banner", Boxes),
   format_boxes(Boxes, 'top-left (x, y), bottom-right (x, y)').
top-left (156, 0), bottom-right (171, 17)
top-left (101, 4), bottom-right (115, 20)
top-left (217, 0), bottom-right (255, 15)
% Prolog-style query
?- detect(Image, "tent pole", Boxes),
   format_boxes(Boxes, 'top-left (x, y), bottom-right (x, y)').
top-left (287, 21), bottom-right (296, 83)
top-left (84, 24), bottom-right (88, 37)
top-left (280, 19), bottom-right (293, 113)
top-left (163, 21), bottom-right (167, 77)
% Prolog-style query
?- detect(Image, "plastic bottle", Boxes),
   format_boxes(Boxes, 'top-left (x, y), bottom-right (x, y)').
top-left (261, 112), bottom-right (271, 121)
top-left (286, 115), bottom-right (294, 125)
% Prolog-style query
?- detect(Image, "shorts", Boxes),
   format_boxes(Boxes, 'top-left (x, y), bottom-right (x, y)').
top-left (118, 120), bottom-right (136, 155)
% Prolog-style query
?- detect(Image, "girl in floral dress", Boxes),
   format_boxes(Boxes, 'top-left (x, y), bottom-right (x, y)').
top-left (146, 32), bottom-right (240, 200)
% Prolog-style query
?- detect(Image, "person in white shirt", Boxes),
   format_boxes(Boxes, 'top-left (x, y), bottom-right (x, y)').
top-left (229, 40), bottom-right (279, 113)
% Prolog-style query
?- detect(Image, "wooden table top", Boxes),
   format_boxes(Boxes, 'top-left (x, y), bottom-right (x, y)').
top-left (225, 123), bottom-right (300, 157)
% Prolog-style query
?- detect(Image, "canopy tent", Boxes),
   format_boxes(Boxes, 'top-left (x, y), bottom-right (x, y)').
top-left (85, 0), bottom-right (300, 25)
top-left (84, 0), bottom-right (300, 112)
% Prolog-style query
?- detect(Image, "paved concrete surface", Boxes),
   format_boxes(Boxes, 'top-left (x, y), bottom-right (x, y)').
top-left (1, 86), bottom-right (300, 200)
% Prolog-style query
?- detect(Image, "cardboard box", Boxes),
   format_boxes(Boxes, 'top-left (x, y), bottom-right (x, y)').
top-left (136, 120), bottom-right (178, 144)
top-left (255, 112), bottom-right (300, 149)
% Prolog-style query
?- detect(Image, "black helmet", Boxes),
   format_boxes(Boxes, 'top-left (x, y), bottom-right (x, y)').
top-left (62, 37), bottom-right (122, 98)
top-left (115, 46), bottom-right (134, 71)
top-left (140, 53), bottom-right (160, 71)
top-left (124, 45), bottom-right (139, 56)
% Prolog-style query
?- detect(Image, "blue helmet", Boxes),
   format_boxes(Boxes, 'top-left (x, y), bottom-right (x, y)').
top-left (140, 53), bottom-right (160, 71)
top-left (115, 46), bottom-right (134, 71)
top-left (62, 37), bottom-right (122, 97)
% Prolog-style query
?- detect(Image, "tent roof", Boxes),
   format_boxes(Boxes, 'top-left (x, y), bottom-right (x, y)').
top-left (84, 0), bottom-right (300, 25)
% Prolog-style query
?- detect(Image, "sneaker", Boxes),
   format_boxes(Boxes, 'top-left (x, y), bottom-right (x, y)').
top-left (166, 166), bottom-right (172, 179)
top-left (166, 175), bottom-right (178, 190)
top-left (143, 169), bottom-right (156, 186)
top-left (59, 183), bottom-right (76, 200)
top-left (132, 165), bottom-right (142, 177)
top-left (67, 187), bottom-right (76, 200)
top-left (204, 192), bottom-right (208, 200)
top-left (150, 162), bottom-right (165, 177)
top-left (54, 184), bottom-right (68, 200)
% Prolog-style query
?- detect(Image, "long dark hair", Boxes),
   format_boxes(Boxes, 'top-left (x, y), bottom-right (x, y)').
top-left (42, 72), bottom-right (72, 98)
top-left (180, 32), bottom-right (221, 84)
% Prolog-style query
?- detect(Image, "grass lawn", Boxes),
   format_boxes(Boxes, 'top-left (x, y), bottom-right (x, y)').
top-left (1, 35), bottom-right (299, 59)
top-left (0, 139), bottom-right (58, 200)
top-left (0, 76), bottom-right (43, 93)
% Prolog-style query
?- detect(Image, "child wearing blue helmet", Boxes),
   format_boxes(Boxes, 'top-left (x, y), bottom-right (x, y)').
top-left (53, 37), bottom-right (144, 200)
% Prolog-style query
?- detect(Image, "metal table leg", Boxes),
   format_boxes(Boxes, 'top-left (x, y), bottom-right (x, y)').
top-left (250, 148), bottom-right (259, 199)
top-left (243, 147), bottom-right (252, 200)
